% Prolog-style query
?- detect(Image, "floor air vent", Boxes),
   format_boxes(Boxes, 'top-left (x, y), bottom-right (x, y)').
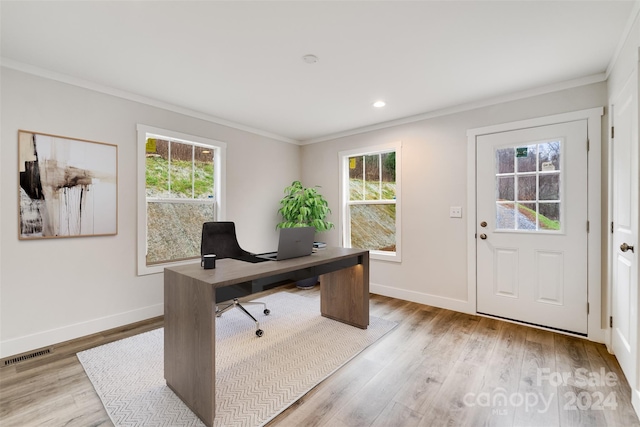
top-left (3, 348), bottom-right (52, 366)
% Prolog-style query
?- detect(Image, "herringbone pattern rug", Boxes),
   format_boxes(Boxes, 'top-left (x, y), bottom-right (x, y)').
top-left (77, 291), bottom-right (396, 426)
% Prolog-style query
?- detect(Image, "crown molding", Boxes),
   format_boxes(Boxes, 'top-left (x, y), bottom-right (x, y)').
top-left (606, 0), bottom-right (640, 78)
top-left (301, 73), bottom-right (607, 145)
top-left (2, 57), bottom-right (609, 147)
top-left (0, 57), bottom-right (299, 145)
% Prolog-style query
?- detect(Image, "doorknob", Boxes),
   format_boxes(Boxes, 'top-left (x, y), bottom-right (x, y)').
top-left (479, 233), bottom-right (487, 240)
top-left (621, 243), bottom-right (635, 253)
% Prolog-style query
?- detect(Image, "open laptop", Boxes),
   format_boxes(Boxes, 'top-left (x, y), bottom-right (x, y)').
top-left (256, 226), bottom-right (315, 261)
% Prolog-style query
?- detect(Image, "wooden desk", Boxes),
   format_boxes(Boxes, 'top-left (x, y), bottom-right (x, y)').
top-left (164, 247), bottom-right (369, 427)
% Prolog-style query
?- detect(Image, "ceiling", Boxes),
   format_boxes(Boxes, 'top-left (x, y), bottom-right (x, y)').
top-left (1, 1), bottom-right (636, 143)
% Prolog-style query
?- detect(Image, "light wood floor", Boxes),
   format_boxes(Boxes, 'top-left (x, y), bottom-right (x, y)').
top-left (1, 285), bottom-right (639, 427)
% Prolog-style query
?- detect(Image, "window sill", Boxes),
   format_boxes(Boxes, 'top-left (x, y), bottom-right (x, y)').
top-left (138, 258), bottom-right (199, 276)
top-left (370, 250), bottom-right (401, 263)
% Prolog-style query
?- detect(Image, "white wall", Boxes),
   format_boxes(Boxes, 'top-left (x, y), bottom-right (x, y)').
top-left (0, 68), bottom-right (301, 358)
top-left (0, 67), bottom-right (613, 359)
top-left (302, 82), bottom-right (608, 312)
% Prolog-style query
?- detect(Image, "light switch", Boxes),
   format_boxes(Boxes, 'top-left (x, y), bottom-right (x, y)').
top-left (450, 206), bottom-right (462, 218)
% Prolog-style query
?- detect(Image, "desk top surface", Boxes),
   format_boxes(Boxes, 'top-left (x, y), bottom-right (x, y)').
top-left (164, 247), bottom-right (368, 288)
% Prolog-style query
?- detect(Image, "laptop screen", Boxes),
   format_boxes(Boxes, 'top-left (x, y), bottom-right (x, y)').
top-left (274, 227), bottom-right (315, 260)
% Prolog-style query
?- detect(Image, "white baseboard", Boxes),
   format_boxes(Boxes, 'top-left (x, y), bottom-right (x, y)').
top-left (370, 282), bottom-right (474, 314)
top-left (0, 303), bottom-right (163, 359)
top-left (633, 388), bottom-right (640, 421)
top-left (603, 329), bottom-right (613, 352)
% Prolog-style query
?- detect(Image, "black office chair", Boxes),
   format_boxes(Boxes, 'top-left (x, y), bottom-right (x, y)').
top-left (201, 222), bottom-right (270, 337)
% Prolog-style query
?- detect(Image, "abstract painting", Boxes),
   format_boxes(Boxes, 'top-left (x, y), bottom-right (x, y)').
top-left (18, 131), bottom-right (118, 239)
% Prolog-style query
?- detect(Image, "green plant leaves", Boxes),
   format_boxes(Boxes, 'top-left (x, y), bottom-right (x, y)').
top-left (276, 181), bottom-right (334, 232)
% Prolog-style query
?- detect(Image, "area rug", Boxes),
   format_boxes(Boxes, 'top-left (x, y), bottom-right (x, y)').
top-left (77, 291), bottom-right (397, 426)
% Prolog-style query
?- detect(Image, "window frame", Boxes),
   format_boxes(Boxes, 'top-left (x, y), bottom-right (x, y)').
top-left (339, 141), bottom-right (402, 262)
top-left (136, 124), bottom-right (226, 275)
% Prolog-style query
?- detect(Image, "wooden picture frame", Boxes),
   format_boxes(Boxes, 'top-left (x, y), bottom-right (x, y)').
top-left (18, 130), bottom-right (118, 239)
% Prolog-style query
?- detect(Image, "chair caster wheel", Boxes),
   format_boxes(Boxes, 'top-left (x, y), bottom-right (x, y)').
top-left (264, 309), bottom-right (270, 315)
top-left (256, 329), bottom-right (264, 337)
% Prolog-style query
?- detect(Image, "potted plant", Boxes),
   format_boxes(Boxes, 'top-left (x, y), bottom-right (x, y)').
top-left (277, 180), bottom-right (334, 288)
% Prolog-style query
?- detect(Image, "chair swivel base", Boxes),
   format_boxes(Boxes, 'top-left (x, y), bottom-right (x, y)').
top-left (216, 299), bottom-right (270, 337)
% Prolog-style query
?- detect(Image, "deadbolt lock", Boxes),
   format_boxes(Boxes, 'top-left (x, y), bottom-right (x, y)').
top-left (480, 221), bottom-right (487, 228)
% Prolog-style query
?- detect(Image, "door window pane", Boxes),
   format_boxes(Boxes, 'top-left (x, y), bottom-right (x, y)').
top-left (517, 145), bottom-right (537, 173)
top-left (539, 174), bottom-right (560, 200)
top-left (496, 202), bottom-right (515, 230)
top-left (517, 203), bottom-right (537, 230)
top-left (496, 148), bottom-right (515, 174)
top-left (538, 141), bottom-right (561, 171)
top-left (497, 177), bottom-right (514, 201)
top-left (494, 140), bottom-right (562, 232)
top-left (539, 203), bottom-right (560, 230)
top-left (518, 175), bottom-right (537, 201)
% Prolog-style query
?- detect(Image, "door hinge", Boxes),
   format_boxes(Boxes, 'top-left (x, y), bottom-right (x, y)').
top-left (610, 316), bottom-right (613, 328)
top-left (587, 302), bottom-right (590, 314)
top-left (611, 221), bottom-right (614, 234)
top-left (587, 138), bottom-right (590, 151)
top-left (611, 126), bottom-right (615, 139)
top-left (587, 221), bottom-right (590, 233)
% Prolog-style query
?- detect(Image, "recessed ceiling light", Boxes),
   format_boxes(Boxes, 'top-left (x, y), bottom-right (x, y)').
top-left (373, 101), bottom-right (386, 108)
top-left (302, 54), bottom-right (318, 64)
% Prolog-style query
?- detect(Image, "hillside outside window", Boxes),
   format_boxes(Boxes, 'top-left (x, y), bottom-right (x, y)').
top-left (339, 142), bottom-right (402, 262)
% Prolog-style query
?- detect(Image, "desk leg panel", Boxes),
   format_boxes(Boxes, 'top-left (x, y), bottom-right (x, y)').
top-left (164, 269), bottom-right (215, 427)
top-left (320, 255), bottom-right (369, 329)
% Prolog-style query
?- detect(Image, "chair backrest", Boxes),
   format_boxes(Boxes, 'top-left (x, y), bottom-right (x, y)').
top-left (201, 222), bottom-right (249, 259)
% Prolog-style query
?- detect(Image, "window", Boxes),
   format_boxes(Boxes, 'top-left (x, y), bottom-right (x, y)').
top-left (339, 142), bottom-right (401, 262)
top-left (137, 125), bottom-right (226, 275)
top-left (495, 139), bottom-right (562, 232)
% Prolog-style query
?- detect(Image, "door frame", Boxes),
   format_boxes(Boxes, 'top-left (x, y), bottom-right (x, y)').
top-left (466, 107), bottom-right (604, 342)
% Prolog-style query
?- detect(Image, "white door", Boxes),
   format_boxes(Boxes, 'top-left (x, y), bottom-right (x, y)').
top-left (611, 70), bottom-right (638, 391)
top-left (476, 120), bottom-right (589, 334)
